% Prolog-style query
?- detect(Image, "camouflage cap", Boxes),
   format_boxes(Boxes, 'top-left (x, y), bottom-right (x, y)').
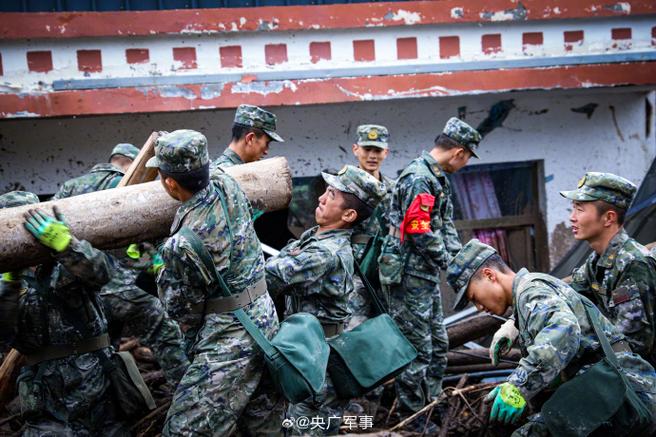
top-left (447, 239), bottom-right (498, 311)
top-left (356, 124), bottom-right (389, 149)
top-left (321, 165), bottom-right (386, 210)
top-left (0, 191), bottom-right (39, 209)
top-left (560, 172), bottom-right (637, 210)
top-left (145, 130), bottom-right (209, 173)
top-left (234, 104), bottom-right (284, 143)
top-left (110, 143), bottom-right (140, 161)
top-left (443, 117), bottom-right (482, 158)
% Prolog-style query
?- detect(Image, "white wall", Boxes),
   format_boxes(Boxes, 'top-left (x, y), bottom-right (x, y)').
top-left (1, 88), bottom-right (654, 263)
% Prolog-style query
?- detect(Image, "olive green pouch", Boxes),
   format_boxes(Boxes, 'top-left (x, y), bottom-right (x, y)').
top-left (327, 262), bottom-right (417, 399)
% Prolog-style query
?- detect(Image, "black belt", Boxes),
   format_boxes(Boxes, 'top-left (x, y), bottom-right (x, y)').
top-left (321, 322), bottom-right (345, 338)
top-left (25, 333), bottom-right (111, 366)
top-left (192, 278), bottom-right (267, 314)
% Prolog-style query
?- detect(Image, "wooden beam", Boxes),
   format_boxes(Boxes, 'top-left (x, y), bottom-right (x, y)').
top-left (454, 214), bottom-right (538, 231)
top-left (117, 132), bottom-right (158, 187)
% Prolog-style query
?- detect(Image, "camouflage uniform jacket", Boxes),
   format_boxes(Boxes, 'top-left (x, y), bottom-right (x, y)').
top-left (570, 229), bottom-right (656, 361)
top-left (379, 151), bottom-right (461, 285)
top-left (265, 226), bottom-right (355, 324)
top-left (157, 171), bottom-right (276, 356)
top-left (352, 172), bottom-right (395, 262)
top-left (211, 147), bottom-right (243, 171)
top-left (52, 163), bottom-right (124, 199)
top-left (509, 268), bottom-right (656, 402)
top-left (0, 239), bottom-right (121, 430)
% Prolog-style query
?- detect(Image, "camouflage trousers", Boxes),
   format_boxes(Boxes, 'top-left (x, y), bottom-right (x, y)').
top-left (287, 373), bottom-right (348, 436)
top-left (162, 295), bottom-right (285, 436)
top-left (19, 350), bottom-right (129, 437)
top-left (384, 274), bottom-right (448, 414)
top-left (101, 279), bottom-right (189, 386)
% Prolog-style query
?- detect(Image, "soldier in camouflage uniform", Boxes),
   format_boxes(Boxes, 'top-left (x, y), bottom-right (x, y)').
top-left (378, 117), bottom-right (482, 421)
top-left (348, 124), bottom-right (396, 329)
top-left (448, 239), bottom-right (656, 436)
top-left (52, 142), bottom-right (139, 199)
top-left (561, 172), bottom-right (656, 364)
top-left (211, 104), bottom-right (284, 170)
top-left (147, 130), bottom-right (283, 436)
top-left (345, 125), bottom-right (395, 418)
top-left (0, 191), bottom-right (129, 436)
top-left (50, 141), bottom-right (190, 385)
top-left (211, 104), bottom-right (284, 222)
top-left (265, 165), bottom-right (385, 436)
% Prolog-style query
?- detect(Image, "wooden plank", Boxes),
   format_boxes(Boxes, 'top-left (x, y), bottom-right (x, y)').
top-left (454, 214), bottom-right (537, 231)
top-left (0, 349), bottom-right (24, 411)
top-left (117, 132), bottom-right (158, 187)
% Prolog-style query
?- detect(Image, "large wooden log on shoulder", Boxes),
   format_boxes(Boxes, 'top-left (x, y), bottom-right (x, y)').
top-left (0, 157), bottom-right (292, 271)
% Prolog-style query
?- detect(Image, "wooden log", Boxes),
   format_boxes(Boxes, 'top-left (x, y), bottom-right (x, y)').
top-left (447, 315), bottom-right (504, 349)
top-left (447, 348), bottom-right (521, 366)
top-left (117, 132), bottom-right (159, 187)
top-left (445, 362), bottom-right (517, 374)
top-left (0, 157), bottom-right (292, 271)
top-left (0, 350), bottom-right (24, 412)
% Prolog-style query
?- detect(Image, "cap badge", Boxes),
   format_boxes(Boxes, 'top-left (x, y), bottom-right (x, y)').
top-left (577, 175), bottom-right (586, 188)
top-left (368, 129), bottom-right (379, 140)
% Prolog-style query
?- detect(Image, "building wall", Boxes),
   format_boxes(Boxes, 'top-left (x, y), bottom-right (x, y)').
top-left (1, 88), bottom-right (654, 265)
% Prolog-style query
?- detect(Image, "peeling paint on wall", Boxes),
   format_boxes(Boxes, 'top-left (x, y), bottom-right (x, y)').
top-left (571, 103), bottom-right (599, 118)
top-left (476, 100), bottom-right (515, 137)
top-left (604, 2), bottom-right (632, 14)
top-left (609, 104), bottom-right (626, 141)
top-left (480, 2), bottom-right (528, 21)
top-left (550, 221), bottom-right (578, 268)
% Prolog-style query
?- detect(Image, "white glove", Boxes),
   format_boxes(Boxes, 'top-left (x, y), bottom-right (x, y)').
top-left (489, 318), bottom-right (519, 366)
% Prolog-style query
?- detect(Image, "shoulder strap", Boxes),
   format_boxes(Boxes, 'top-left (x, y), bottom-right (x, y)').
top-left (178, 226), bottom-right (277, 359)
top-left (582, 299), bottom-right (620, 368)
top-left (353, 259), bottom-right (385, 315)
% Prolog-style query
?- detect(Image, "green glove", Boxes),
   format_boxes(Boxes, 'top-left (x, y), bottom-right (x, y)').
top-left (2, 272), bottom-right (22, 282)
top-left (148, 252), bottom-right (164, 275)
top-left (486, 382), bottom-right (526, 424)
top-left (24, 207), bottom-right (72, 252)
top-left (126, 243), bottom-right (141, 259)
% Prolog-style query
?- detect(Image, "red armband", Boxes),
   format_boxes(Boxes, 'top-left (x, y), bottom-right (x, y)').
top-left (400, 193), bottom-right (435, 242)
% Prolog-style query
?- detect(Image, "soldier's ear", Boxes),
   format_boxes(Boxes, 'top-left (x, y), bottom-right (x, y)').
top-left (244, 131), bottom-right (256, 146)
top-left (342, 208), bottom-right (358, 225)
top-left (603, 209), bottom-right (618, 227)
top-left (352, 144), bottom-right (359, 156)
top-left (482, 267), bottom-right (497, 283)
